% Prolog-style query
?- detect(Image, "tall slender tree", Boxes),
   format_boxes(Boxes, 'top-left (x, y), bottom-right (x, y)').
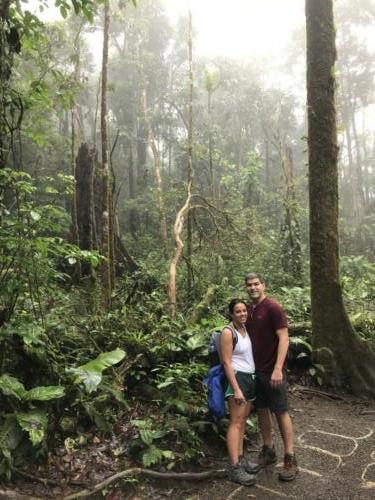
top-left (306, 0), bottom-right (375, 396)
top-left (186, 9), bottom-right (194, 293)
top-left (100, 0), bottom-right (113, 309)
top-left (204, 65), bottom-right (220, 199)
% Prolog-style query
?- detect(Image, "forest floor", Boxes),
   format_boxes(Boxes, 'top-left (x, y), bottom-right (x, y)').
top-left (2, 387), bottom-right (375, 500)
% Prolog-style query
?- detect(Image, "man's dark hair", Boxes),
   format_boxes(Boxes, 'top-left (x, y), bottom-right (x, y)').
top-left (245, 272), bottom-right (265, 284)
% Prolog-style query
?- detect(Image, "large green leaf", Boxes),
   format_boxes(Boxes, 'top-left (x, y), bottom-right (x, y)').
top-left (0, 417), bottom-right (23, 452)
top-left (68, 348), bottom-right (126, 393)
top-left (25, 386), bottom-right (65, 401)
top-left (0, 375), bottom-right (27, 400)
top-left (0, 375), bottom-right (64, 401)
top-left (16, 411), bottom-right (48, 446)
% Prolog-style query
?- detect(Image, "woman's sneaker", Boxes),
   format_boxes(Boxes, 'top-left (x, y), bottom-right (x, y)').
top-left (239, 455), bottom-right (261, 474)
top-left (227, 464), bottom-right (256, 486)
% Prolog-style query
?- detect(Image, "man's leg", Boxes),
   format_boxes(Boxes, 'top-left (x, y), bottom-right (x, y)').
top-left (275, 411), bottom-right (294, 454)
top-left (244, 408), bottom-right (276, 473)
top-left (274, 412), bottom-right (298, 481)
top-left (258, 408), bottom-right (273, 447)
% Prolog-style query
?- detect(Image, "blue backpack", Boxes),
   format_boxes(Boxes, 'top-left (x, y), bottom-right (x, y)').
top-left (204, 326), bottom-right (238, 418)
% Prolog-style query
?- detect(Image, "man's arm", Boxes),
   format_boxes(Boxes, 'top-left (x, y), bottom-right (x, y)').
top-left (270, 327), bottom-right (289, 387)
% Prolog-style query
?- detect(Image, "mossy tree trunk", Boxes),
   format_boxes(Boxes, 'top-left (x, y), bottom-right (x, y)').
top-left (306, 0), bottom-right (375, 397)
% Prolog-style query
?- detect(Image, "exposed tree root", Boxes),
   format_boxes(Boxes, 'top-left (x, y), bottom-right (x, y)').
top-left (292, 384), bottom-right (349, 401)
top-left (63, 467), bottom-right (226, 499)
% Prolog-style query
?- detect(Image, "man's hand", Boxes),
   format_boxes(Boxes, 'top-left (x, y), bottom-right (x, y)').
top-left (270, 367), bottom-right (283, 388)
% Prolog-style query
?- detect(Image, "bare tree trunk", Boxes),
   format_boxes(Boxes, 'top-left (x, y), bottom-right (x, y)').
top-left (186, 10), bottom-right (194, 294)
top-left (278, 139), bottom-right (302, 284)
top-left (360, 111), bottom-right (370, 208)
top-left (306, 0), bottom-right (375, 397)
top-left (168, 182), bottom-right (192, 319)
top-left (70, 109), bottom-right (81, 279)
top-left (207, 90), bottom-right (215, 198)
top-left (141, 86), bottom-right (168, 248)
top-left (136, 84), bottom-right (148, 194)
top-left (343, 116), bottom-right (358, 221)
top-left (75, 143), bottom-right (97, 275)
top-left (350, 106), bottom-right (367, 215)
top-left (128, 135), bottom-right (135, 200)
top-left (100, 0), bottom-right (112, 310)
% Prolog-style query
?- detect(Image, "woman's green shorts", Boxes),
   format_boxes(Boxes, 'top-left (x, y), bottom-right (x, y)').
top-left (225, 371), bottom-right (256, 402)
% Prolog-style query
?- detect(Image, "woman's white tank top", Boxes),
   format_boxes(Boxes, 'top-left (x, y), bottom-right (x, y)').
top-left (230, 325), bottom-right (255, 373)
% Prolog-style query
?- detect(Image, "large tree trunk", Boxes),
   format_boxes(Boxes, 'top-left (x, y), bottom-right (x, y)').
top-left (306, 0), bottom-right (375, 397)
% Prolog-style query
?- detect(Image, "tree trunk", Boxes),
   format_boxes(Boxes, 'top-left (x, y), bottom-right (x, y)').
top-left (100, 0), bottom-right (112, 310)
top-left (70, 109), bottom-right (81, 280)
top-left (141, 86), bottom-right (168, 248)
top-left (0, 1), bottom-right (20, 169)
top-left (350, 105), bottom-right (367, 216)
top-left (167, 182), bottom-right (192, 319)
top-left (279, 140), bottom-right (302, 284)
top-left (136, 85), bottom-right (148, 194)
top-left (207, 90), bottom-right (215, 198)
top-left (306, 0), bottom-right (375, 397)
top-left (75, 142), bottom-right (97, 276)
top-left (186, 10), bottom-right (194, 294)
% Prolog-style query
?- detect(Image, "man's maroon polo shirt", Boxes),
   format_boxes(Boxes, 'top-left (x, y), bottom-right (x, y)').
top-left (245, 297), bottom-right (288, 374)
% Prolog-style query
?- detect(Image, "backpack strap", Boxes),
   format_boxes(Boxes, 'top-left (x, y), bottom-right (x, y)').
top-left (223, 324), bottom-right (238, 351)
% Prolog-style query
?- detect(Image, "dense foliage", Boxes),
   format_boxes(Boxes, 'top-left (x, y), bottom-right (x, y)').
top-left (0, 0), bottom-right (374, 477)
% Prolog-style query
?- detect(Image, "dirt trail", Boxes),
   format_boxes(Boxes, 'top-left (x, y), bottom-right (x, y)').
top-left (131, 392), bottom-right (375, 500)
top-left (2, 392), bottom-right (374, 499)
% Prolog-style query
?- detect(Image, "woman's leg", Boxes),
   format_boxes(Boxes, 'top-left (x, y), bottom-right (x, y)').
top-left (238, 403), bottom-right (252, 457)
top-left (227, 399), bottom-right (250, 464)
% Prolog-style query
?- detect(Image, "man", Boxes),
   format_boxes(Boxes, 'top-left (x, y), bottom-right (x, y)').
top-left (244, 272), bottom-right (298, 481)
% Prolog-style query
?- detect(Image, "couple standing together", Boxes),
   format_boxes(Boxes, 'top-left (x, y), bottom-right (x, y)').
top-left (221, 272), bottom-right (299, 486)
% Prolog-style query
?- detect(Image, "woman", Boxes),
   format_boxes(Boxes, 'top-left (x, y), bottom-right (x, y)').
top-left (221, 298), bottom-right (257, 486)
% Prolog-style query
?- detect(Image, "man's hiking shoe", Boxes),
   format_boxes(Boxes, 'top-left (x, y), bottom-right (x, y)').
top-left (278, 453), bottom-right (299, 481)
top-left (239, 455), bottom-right (261, 474)
top-left (227, 464), bottom-right (256, 486)
top-left (244, 445), bottom-right (277, 473)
